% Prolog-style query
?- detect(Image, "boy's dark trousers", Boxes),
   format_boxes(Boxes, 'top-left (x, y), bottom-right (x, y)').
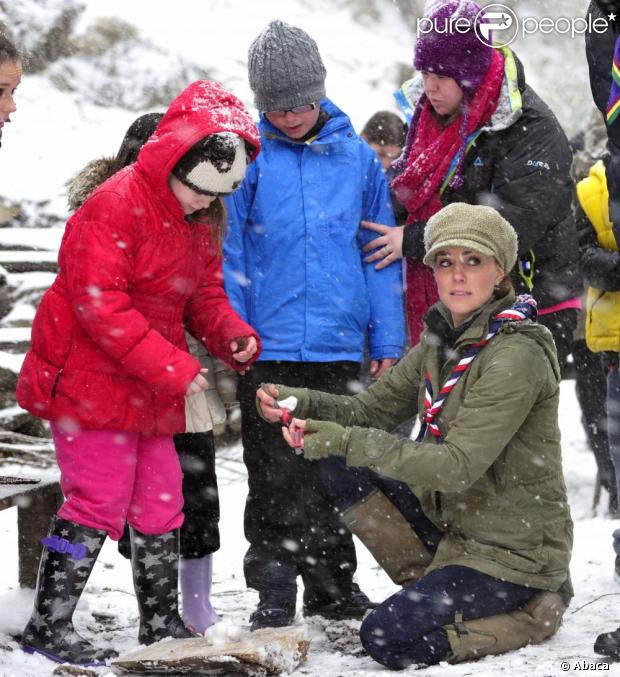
top-left (573, 340), bottom-right (617, 514)
top-left (238, 360), bottom-right (360, 610)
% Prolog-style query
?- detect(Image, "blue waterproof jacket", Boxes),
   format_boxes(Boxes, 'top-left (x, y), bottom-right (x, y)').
top-left (224, 98), bottom-right (405, 363)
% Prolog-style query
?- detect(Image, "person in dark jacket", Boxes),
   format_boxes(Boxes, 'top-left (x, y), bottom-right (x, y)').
top-left (361, 110), bottom-right (409, 228)
top-left (585, 1), bottom-right (620, 657)
top-left (0, 31), bottom-right (20, 149)
top-left (224, 21), bottom-right (405, 630)
top-left (586, 1), bottom-right (620, 224)
top-left (577, 157), bottom-right (620, 658)
top-left (258, 203), bottom-right (572, 669)
top-left (361, 110), bottom-right (407, 171)
top-left (17, 81), bottom-right (261, 666)
top-left (362, 0), bottom-right (581, 368)
top-left (570, 117), bottom-right (618, 519)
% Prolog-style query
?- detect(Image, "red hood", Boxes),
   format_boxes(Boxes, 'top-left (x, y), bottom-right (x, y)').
top-left (136, 80), bottom-right (260, 201)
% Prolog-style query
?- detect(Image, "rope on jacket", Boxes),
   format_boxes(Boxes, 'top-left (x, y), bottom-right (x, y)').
top-left (417, 295), bottom-right (538, 443)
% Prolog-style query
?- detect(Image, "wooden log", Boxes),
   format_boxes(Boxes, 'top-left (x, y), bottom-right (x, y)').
top-left (0, 477), bottom-right (62, 587)
top-left (0, 260), bottom-right (58, 273)
top-left (113, 626), bottom-right (310, 675)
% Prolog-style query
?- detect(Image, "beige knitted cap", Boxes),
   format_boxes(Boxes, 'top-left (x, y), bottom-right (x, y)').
top-left (423, 203), bottom-right (518, 273)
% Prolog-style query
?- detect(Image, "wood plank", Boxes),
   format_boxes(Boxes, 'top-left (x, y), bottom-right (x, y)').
top-left (113, 626), bottom-right (310, 675)
top-left (0, 476), bottom-right (58, 510)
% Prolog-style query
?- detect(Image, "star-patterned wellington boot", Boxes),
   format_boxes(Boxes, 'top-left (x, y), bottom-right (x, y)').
top-left (21, 516), bottom-right (116, 666)
top-left (129, 527), bottom-right (195, 645)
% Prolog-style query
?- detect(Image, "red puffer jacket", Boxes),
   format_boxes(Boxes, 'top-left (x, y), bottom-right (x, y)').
top-left (17, 81), bottom-right (261, 435)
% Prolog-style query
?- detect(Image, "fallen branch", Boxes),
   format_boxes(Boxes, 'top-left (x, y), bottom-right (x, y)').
top-left (569, 593), bottom-right (620, 614)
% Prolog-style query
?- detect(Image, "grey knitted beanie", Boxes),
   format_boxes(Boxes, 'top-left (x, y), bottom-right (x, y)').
top-left (248, 20), bottom-right (327, 112)
top-left (423, 203), bottom-right (518, 273)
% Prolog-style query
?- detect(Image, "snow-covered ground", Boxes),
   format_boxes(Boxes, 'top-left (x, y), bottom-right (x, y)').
top-left (0, 381), bottom-right (619, 677)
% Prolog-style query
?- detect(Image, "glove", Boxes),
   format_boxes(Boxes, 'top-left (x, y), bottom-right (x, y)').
top-left (255, 384), bottom-right (311, 423)
top-left (302, 419), bottom-right (350, 461)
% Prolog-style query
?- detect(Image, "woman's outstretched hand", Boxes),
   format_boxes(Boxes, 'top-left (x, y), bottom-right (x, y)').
top-left (361, 221), bottom-right (404, 270)
top-left (282, 418), bottom-right (349, 460)
top-left (282, 417), bottom-right (306, 450)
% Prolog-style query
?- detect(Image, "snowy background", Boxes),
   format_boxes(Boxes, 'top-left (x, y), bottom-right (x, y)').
top-left (0, 0), bottom-right (595, 212)
top-left (0, 0), bottom-right (619, 675)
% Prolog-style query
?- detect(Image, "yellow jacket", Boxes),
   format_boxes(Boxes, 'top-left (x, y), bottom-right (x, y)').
top-left (577, 160), bottom-right (620, 352)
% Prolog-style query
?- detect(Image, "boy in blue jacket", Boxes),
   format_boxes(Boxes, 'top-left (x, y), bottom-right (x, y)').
top-left (224, 20), bottom-right (405, 630)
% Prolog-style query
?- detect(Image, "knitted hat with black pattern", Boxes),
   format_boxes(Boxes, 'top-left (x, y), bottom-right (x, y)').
top-left (172, 132), bottom-right (250, 196)
top-left (248, 20), bottom-right (326, 112)
top-left (423, 202), bottom-right (518, 273)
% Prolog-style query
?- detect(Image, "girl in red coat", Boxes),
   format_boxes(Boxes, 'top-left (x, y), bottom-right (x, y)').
top-left (17, 80), bottom-right (261, 666)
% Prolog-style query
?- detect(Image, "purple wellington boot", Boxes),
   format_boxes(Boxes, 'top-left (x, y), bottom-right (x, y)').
top-left (180, 554), bottom-right (221, 634)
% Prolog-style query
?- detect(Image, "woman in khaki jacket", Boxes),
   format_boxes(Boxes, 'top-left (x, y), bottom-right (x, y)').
top-left (258, 203), bottom-right (573, 669)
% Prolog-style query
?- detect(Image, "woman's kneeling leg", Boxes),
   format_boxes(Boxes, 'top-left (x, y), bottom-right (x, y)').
top-left (359, 565), bottom-right (535, 670)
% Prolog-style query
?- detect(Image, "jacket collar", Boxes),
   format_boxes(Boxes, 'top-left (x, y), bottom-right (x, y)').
top-left (423, 291), bottom-right (517, 351)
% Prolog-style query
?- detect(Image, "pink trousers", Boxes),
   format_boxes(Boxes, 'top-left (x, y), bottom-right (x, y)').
top-left (52, 425), bottom-right (184, 540)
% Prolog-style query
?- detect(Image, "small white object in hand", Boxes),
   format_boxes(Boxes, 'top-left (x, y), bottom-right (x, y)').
top-left (277, 396), bottom-right (298, 412)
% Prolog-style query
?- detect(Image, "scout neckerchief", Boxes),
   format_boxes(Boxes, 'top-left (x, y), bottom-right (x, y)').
top-left (416, 294), bottom-right (538, 443)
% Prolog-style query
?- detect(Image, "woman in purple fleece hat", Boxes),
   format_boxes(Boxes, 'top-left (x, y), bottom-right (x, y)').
top-left (362, 0), bottom-right (582, 374)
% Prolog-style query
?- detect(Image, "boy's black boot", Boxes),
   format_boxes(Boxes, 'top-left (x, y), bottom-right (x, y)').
top-left (302, 580), bottom-right (377, 620)
top-left (244, 555), bottom-right (297, 631)
top-left (129, 527), bottom-right (194, 644)
top-left (249, 594), bottom-right (296, 631)
top-left (21, 516), bottom-right (115, 666)
top-left (595, 626), bottom-right (620, 658)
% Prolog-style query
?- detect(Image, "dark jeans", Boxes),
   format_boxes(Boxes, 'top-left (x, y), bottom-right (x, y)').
top-left (118, 431), bottom-right (220, 559)
top-left (538, 309), bottom-right (579, 377)
top-left (322, 458), bottom-right (535, 669)
top-left (361, 565), bottom-right (535, 669)
top-left (607, 358), bottom-right (620, 555)
top-left (238, 360), bottom-right (360, 604)
top-left (175, 432), bottom-right (220, 558)
top-left (573, 340), bottom-right (617, 512)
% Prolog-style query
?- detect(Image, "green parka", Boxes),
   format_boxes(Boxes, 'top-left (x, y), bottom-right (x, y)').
top-left (286, 293), bottom-right (573, 591)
